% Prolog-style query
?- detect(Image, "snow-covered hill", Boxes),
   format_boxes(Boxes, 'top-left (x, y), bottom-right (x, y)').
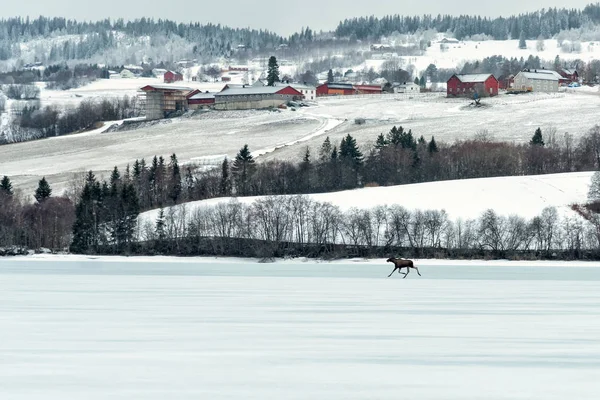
top-left (139, 171), bottom-right (594, 225)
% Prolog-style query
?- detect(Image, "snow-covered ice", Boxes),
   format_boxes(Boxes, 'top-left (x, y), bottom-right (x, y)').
top-left (1, 257), bottom-right (600, 399)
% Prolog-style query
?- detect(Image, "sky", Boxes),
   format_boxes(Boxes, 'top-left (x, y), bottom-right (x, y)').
top-left (0, 0), bottom-right (593, 36)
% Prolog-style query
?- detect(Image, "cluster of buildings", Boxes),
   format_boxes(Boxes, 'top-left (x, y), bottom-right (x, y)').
top-left (446, 68), bottom-right (579, 98)
top-left (140, 81), bottom-right (314, 120)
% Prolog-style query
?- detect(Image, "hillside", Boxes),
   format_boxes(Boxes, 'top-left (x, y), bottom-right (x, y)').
top-left (139, 171), bottom-right (594, 225)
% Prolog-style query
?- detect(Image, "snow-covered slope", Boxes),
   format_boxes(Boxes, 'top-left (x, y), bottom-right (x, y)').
top-left (139, 172), bottom-right (593, 225)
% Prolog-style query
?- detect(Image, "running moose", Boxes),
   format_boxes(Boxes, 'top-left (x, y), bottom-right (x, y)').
top-left (386, 257), bottom-right (422, 278)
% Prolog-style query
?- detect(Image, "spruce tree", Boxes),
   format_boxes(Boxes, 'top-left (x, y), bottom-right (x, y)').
top-left (428, 136), bottom-right (439, 153)
top-left (414, 77), bottom-right (420, 85)
top-left (419, 76), bottom-right (426, 87)
top-left (519, 30), bottom-right (527, 49)
top-left (232, 145), bottom-right (256, 196)
top-left (327, 69), bottom-right (334, 83)
top-left (530, 128), bottom-right (545, 146)
top-left (267, 56), bottom-right (280, 86)
top-left (34, 177), bottom-right (52, 203)
top-left (375, 133), bottom-right (389, 151)
top-left (220, 158), bottom-right (232, 196)
top-left (155, 208), bottom-right (166, 241)
top-left (0, 175), bottom-right (13, 196)
top-left (340, 134), bottom-right (364, 169)
top-left (168, 154), bottom-right (182, 204)
top-left (319, 136), bottom-right (332, 162)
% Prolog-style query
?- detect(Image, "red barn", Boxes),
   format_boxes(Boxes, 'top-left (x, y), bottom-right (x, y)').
top-left (164, 70), bottom-right (183, 83)
top-left (316, 82), bottom-right (355, 96)
top-left (187, 91), bottom-right (215, 109)
top-left (447, 74), bottom-right (499, 98)
top-left (559, 68), bottom-right (578, 83)
top-left (354, 84), bottom-right (382, 94)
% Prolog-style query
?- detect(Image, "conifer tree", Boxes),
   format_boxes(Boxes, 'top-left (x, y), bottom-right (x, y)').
top-left (375, 133), bottom-right (389, 151)
top-left (220, 158), bottom-right (232, 196)
top-left (0, 175), bottom-right (13, 196)
top-left (519, 30), bottom-right (527, 49)
top-left (267, 56), bottom-right (280, 86)
top-left (168, 154), bottom-right (181, 204)
top-left (327, 69), bottom-right (334, 83)
top-left (34, 177), bottom-right (52, 203)
top-left (232, 145), bottom-right (256, 196)
top-left (530, 128), bottom-right (545, 146)
top-left (319, 136), bottom-right (332, 162)
top-left (428, 136), bottom-right (439, 153)
top-left (155, 208), bottom-right (166, 241)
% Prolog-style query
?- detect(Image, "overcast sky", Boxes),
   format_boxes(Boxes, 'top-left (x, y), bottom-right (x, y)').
top-left (0, 0), bottom-right (592, 35)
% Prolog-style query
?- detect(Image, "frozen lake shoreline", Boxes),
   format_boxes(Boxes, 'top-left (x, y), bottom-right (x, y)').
top-left (2, 258), bottom-right (600, 399)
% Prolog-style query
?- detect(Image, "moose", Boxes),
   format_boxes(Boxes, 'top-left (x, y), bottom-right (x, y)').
top-left (387, 257), bottom-right (421, 278)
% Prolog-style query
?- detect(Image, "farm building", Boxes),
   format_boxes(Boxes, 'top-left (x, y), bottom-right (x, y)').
top-left (447, 74), bottom-right (499, 97)
top-left (559, 68), bottom-right (579, 83)
top-left (140, 84), bottom-right (193, 120)
top-left (120, 69), bottom-right (135, 79)
top-left (213, 85), bottom-right (304, 110)
top-left (187, 91), bottom-right (216, 109)
top-left (316, 82), bottom-right (355, 96)
top-left (354, 84), bottom-right (383, 95)
top-left (395, 82), bottom-right (421, 93)
top-left (288, 83), bottom-right (317, 101)
top-left (513, 70), bottom-right (560, 93)
top-left (164, 71), bottom-right (183, 84)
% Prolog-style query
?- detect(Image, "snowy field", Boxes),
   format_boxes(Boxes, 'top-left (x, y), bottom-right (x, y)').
top-left (2, 89), bottom-right (599, 197)
top-left (2, 256), bottom-right (600, 399)
top-left (140, 171), bottom-right (593, 224)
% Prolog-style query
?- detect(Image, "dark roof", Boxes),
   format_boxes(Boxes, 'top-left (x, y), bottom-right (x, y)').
top-left (140, 84), bottom-right (193, 92)
top-left (189, 93), bottom-right (216, 100)
top-left (322, 82), bottom-right (354, 90)
top-left (215, 85), bottom-right (301, 96)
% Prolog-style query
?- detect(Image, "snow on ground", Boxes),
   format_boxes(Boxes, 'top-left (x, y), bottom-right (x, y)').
top-left (38, 77), bottom-right (227, 108)
top-left (2, 89), bottom-right (599, 197)
top-left (358, 39), bottom-right (600, 76)
top-left (139, 172), bottom-right (593, 225)
top-left (1, 258), bottom-right (600, 399)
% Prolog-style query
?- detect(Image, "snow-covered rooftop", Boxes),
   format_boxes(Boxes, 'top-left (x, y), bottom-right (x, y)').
top-left (215, 86), bottom-right (297, 96)
top-left (454, 74), bottom-right (493, 83)
top-left (189, 92), bottom-right (215, 100)
top-left (518, 71), bottom-right (560, 81)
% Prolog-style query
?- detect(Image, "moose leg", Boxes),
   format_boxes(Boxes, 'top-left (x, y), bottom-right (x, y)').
top-left (388, 267), bottom-right (398, 278)
top-left (413, 266), bottom-right (422, 276)
top-left (403, 268), bottom-right (410, 279)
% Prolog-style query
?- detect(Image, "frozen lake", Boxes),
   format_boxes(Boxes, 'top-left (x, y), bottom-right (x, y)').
top-left (2, 257), bottom-right (600, 399)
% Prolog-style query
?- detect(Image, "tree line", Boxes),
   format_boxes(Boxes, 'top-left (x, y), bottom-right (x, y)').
top-left (335, 4), bottom-right (600, 41)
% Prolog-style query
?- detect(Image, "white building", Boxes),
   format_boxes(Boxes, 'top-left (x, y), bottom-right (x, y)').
top-left (513, 69), bottom-right (560, 92)
top-left (396, 82), bottom-right (421, 94)
top-left (120, 69), bottom-right (135, 79)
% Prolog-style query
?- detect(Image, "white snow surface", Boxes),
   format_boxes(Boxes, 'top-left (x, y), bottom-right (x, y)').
top-left (1, 256), bottom-right (600, 399)
top-left (140, 172), bottom-right (593, 224)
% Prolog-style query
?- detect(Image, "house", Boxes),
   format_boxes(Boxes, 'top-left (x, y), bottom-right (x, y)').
top-left (288, 83), bottom-right (317, 101)
top-left (559, 68), bottom-right (579, 83)
top-left (120, 69), bottom-right (135, 79)
top-left (513, 69), bottom-right (560, 93)
top-left (447, 74), bottom-right (499, 97)
top-left (164, 70), bottom-right (183, 84)
top-left (108, 70), bottom-right (120, 79)
top-left (396, 82), bottom-right (421, 94)
top-left (187, 91), bottom-right (216, 109)
top-left (354, 84), bottom-right (383, 95)
top-left (316, 82), bottom-right (355, 96)
top-left (140, 84), bottom-right (193, 120)
top-left (213, 85), bottom-right (304, 110)
top-left (370, 44), bottom-right (393, 52)
top-left (229, 66), bottom-right (249, 72)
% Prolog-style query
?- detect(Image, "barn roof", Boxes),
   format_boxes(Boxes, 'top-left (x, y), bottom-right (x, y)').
top-left (453, 74), bottom-right (494, 83)
top-left (140, 84), bottom-right (193, 92)
top-left (215, 85), bottom-right (301, 96)
top-left (562, 68), bottom-right (577, 75)
top-left (323, 82), bottom-right (355, 90)
top-left (189, 92), bottom-right (216, 100)
top-left (518, 70), bottom-right (560, 81)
